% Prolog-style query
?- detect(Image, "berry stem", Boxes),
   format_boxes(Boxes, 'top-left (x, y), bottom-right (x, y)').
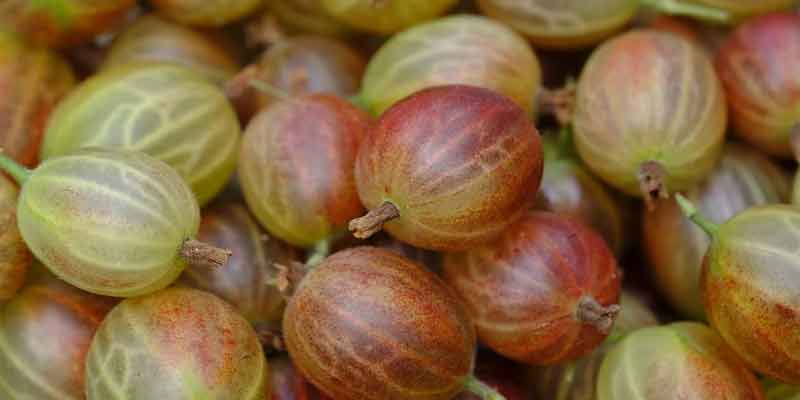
top-left (641, 0), bottom-right (731, 23)
top-left (0, 152), bottom-right (31, 185)
top-left (349, 92), bottom-right (369, 112)
top-left (249, 79), bottom-right (292, 100)
top-left (464, 375), bottom-right (506, 400)
top-left (349, 201), bottom-right (400, 239)
top-left (675, 193), bottom-right (720, 238)
top-left (638, 161), bottom-right (669, 212)
top-left (575, 296), bottom-right (621, 334)
top-left (180, 239), bottom-right (232, 269)
top-left (305, 238), bottom-right (331, 267)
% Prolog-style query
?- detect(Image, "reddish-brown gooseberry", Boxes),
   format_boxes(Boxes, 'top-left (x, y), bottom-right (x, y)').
top-left (350, 85), bottom-right (543, 251)
top-left (0, 173), bottom-right (30, 304)
top-left (443, 212), bottom-right (622, 365)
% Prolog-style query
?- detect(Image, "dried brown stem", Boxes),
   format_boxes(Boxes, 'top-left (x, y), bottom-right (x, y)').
top-left (273, 261), bottom-right (311, 299)
top-left (348, 201), bottom-right (400, 239)
top-left (575, 296), bottom-right (620, 334)
top-left (245, 13), bottom-right (286, 48)
top-left (224, 64), bottom-right (260, 100)
top-left (180, 239), bottom-right (232, 268)
top-left (538, 81), bottom-right (577, 127)
top-left (790, 123), bottom-right (800, 163)
top-left (638, 161), bottom-right (669, 212)
top-left (255, 325), bottom-right (285, 354)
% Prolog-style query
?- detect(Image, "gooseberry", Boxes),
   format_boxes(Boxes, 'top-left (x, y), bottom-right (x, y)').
top-left (687, 0), bottom-right (795, 20)
top-left (150, 0), bottom-right (263, 27)
top-left (0, 173), bottom-right (30, 304)
top-left (320, 0), bottom-right (458, 35)
top-left (265, 0), bottom-right (351, 37)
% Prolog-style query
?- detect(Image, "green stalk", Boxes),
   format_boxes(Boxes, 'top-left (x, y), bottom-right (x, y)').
top-left (249, 80), bottom-right (291, 100)
top-left (464, 375), bottom-right (506, 400)
top-left (641, 0), bottom-right (732, 23)
top-left (305, 238), bottom-right (331, 267)
top-left (348, 92), bottom-right (370, 112)
top-left (0, 153), bottom-right (32, 185)
top-left (675, 194), bottom-right (720, 238)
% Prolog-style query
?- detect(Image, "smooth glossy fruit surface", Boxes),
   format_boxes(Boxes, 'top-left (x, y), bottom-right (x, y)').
top-left (41, 63), bottom-right (240, 206)
top-left (352, 85), bottom-right (543, 251)
top-left (0, 268), bottom-right (117, 399)
top-left (0, 174), bottom-right (30, 303)
top-left (360, 15), bottom-right (541, 116)
top-left (443, 212), bottom-right (622, 365)
top-left (179, 201), bottom-right (299, 328)
top-left (645, 143), bottom-right (790, 320)
top-left (597, 322), bottom-right (764, 399)
top-left (0, 32), bottom-right (75, 167)
top-left (150, 0), bottom-right (264, 27)
top-left (0, 0), bottom-right (135, 47)
top-left (266, 0), bottom-right (350, 37)
top-left (477, 0), bottom-right (638, 49)
top-left (103, 14), bottom-right (241, 85)
top-left (240, 94), bottom-right (368, 248)
top-left (85, 287), bottom-right (268, 399)
top-left (320, 0), bottom-right (458, 34)
top-left (10, 149), bottom-right (205, 297)
top-left (716, 13), bottom-right (800, 159)
top-left (689, 0), bottom-right (795, 20)
top-left (573, 29), bottom-right (726, 204)
top-left (283, 246), bottom-right (476, 400)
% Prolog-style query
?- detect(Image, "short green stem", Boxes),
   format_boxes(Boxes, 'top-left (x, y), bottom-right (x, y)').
top-left (675, 193), bottom-right (720, 238)
top-left (641, 0), bottom-right (731, 23)
top-left (348, 93), bottom-right (370, 112)
top-left (249, 80), bottom-right (291, 100)
top-left (464, 375), bottom-right (506, 400)
top-left (0, 153), bottom-right (31, 185)
top-left (305, 238), bottom-right (331, 267)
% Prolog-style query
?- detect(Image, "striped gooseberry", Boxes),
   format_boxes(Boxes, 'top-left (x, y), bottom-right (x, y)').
top-left (0, 173), bottom-right (30, 304)
top-left (349, 85), bottom-right (543, 251)
top-left (0, 148), bottom-right (230, 297)
top-left (149, 0), bottom-right (263, 27)
top-left (679, 198), bottom-right (800, 383)
top-left (265, 0), bottom-right (350, 37)
top-left (239, 93), bottom-right (368, 251)
top-left (644, 143), bottom-right (790, 320)
top-left (319, 0), bottom-right (458, 34)
top-left (0, 32), bottom-right (75, 167)
top-left (0, 0), bottom-right (135, 48)
top-left (715, 13), bottom-right (800, 159)
top-left (85, 287), bottom-right (269, 399)
top-left (0, 268), bottom-right (117, 399)
top-left (442, 212), bottom-right (622, 365)
top-left (597, 322), bottom-right (764, 399)
top-left (103, 14), bottom-right (241, 85)
top-left (283, 246), bottom-right (506, 400)
top-left (40, 63), bottom-right (240, 206)
top-left (357, 15), bottom-right (542, 116)
top-left (573, 29), bottom-right (727, 210)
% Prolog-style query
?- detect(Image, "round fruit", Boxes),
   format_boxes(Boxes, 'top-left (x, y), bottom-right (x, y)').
top-left (359, 15), bottom-right (542, 116)
top-left (41, 63), bottom-right (240, 206)
top-left (103, 14), bottom-right (241, 85)
top-left (239, 94), bottom-right (368, 248)
top-left (597, 322), bottom-right (764, 399)
top-left (350, 85), bottom-right (543, 251)
top-left (320, 0), bottom-right (458, 34)
top-left (0, 32), bottom-right (75, 167)
top-left (716, 13), bottom-right (800, 159)
top-left (573, 29), bottom-right (727, 209)
top-left (0, 268), bottom-right (117, 399)
top-left (283, 246), bottom-right (493, 400)
top-left (688, 0), bottom-right (795, 20)
top-left (0, 174), bottom-right (30, 304)
top-left (0, 148), bottom-right (230, 297)
top-left (443, 212), bottom-right (622, 365)
top-left (764, 379), bottom-right (800, 400)
top-left (644, 143), bottom-right (790, 320)
top-left (150, 0), bottom-right (264, 27)
top-left (85, 287), bottom-right (269, 399)
top-left (178, 200), bottom-right (299, 329)
top-left (679, 199), bottom-right (800, 383)
top-left (373, 234), bottom-right (443, 273)
top-left (0, 0), bottom-right (135, 48)
top-left (266, 0), bottom-right (350, 37)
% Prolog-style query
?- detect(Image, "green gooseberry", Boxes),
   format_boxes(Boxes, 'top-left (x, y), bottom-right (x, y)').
top-left (40, 63), bottom-right (240, 206)
top-left (0, 148), bottom-right (231, 297)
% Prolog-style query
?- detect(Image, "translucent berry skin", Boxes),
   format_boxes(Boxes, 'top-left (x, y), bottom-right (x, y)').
top-left (690, 0), bottom-right (795, 20)
top-left (355, 85), bottom-right (543, 251)
top-left (85, 287), bottom-right (269, 399)
top-left (360, 15), bottom-right (542, 116)
top-left (573, 30), bottom-right (727, 197)
top-left (702, 205), bottom-right (800, 383)
top-left (443, 212), bottom-right (622, 365)
top-left (0, 32), bottom-right (75, 167)
top-left (239, 94), bottom-right (368, 248)
top-left (0, 269), bottom-right (117, 400)
top-left (150, 0), bottom-right (263, 27)
top-left (0, 174), bottom-right (30, 304)
top-left (18, 149), bottom-right (200, 297)
top-left (477, 0), bottom-right (638, 49)
top-left (320, 0), bottom-right (458, 34)
top-left (597, 322), bottom-right (764, 399)
top-left (0, 0), bottom-right (135, 48)
top-left (103, 15), bottom-right (241, 85)
top-left (644, 144), bottom-right (790, 320)
top-left (283, 247), bottom-right (476, 400)
top-left (266, 0), bottom-right (350, 37)
top-left (179, 201), bottom-right (299, 328)
top-left (715, 13), bottom-right (800, 158)
top-left (41, 64), bottom-right (240, 206)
